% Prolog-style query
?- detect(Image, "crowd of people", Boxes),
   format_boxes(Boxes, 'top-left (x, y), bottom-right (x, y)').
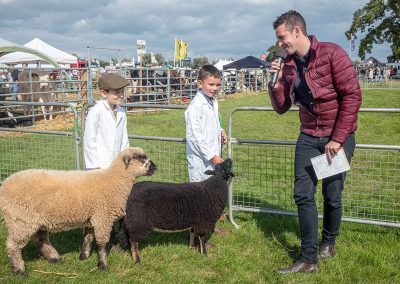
top-left (358, 65), bottom-right (398, 85)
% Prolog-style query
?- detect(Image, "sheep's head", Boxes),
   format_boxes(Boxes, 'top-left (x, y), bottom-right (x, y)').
top-left (204, 158), bottom-right (235, 180)
top-left (120, 147), bottom-right (156, 176)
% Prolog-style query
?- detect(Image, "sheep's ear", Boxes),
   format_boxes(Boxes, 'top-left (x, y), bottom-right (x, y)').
top-left (123, 156), bottom-right (131, 169)
top-left (204, 170), bottom-right (215, 176)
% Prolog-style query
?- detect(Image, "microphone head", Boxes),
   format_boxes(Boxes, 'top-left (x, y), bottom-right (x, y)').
top-left (275, 48), bottom-right (287, 59)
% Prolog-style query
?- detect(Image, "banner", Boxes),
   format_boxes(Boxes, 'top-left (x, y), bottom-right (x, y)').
top-left (179, 40), bottom-right (188, 60)
top-left (175, 38), bottom-right (181, 60)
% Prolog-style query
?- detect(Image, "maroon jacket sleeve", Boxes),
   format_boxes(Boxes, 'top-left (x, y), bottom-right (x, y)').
top-left (330, 47), bottom-right (362, 144)
top-left (267, 69), bottom-right (292, 114)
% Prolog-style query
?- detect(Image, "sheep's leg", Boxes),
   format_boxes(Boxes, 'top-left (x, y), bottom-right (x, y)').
top-left (198, 235), bottom-right (207, 256)
top-left (97, 243), bottom-right (108, 270)
top-left (34, 230), bottom-right (61, 263)
top-left (6, 234), bottom-right (30, 275)
top-left (79, 227), bottom-right (94, 260)
top-left (129, 240), bottom-right (141, 264)
top-left (189, 229), bottom-right (196, 248)
top-left (93, 222), bottom-right (111, 270)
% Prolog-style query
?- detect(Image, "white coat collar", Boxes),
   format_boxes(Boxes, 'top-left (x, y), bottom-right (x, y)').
top-left (98, 99), bottom-right (124, 123)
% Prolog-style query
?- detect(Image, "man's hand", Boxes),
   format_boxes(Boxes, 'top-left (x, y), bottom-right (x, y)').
top-left (221, 129), bottom-right (227, 144)
top-left (269, 60), bottom-right (284, 89)
top-left (325, 140), bottom-right (342, 164)
top-left (211, 155), bottom-right (223, 165)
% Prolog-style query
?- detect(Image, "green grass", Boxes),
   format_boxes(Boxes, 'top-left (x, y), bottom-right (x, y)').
top-left (0, 89), bottom-right (399, 282)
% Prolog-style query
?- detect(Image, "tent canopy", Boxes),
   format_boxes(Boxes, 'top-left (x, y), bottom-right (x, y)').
top-left (214, 59), bottom-right (233, 71)
top-left (0, 37), bottom-right (61, 68)
top-left (358, 56), bottom-right (384, 68)
top-left (0, 37), bottom-right (77, 65)
top-left (223, 55), bottom-right (271, 70)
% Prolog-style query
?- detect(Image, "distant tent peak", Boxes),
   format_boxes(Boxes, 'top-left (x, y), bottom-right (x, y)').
top-left (222, 55), bottom-right (271, 70)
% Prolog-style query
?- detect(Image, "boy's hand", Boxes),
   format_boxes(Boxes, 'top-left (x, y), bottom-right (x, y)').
top-left (211, 155), bottom-right (223, 165)
top-left (221, 129), bottom-right (227, 144)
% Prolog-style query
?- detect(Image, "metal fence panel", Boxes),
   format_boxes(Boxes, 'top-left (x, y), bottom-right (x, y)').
top-left (228, 107), bottom-right (400, 228)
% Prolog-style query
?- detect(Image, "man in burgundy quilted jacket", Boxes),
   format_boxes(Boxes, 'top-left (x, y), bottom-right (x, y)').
top-left (268, 10), bottom-right (362, 273)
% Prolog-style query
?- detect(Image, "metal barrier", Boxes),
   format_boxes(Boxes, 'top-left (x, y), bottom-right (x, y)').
top-left (227, 107), bottom-right (400, 228)
top-left (2, 103), bottom-right (399, 230)
top-left (0, 101), bottom-right (80, 182)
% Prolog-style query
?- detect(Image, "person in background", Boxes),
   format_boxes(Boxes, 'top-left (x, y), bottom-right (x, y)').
top-left (268, 10), bottom-right (362, 273)
top-left (7, 64), bottom-right (20, 101)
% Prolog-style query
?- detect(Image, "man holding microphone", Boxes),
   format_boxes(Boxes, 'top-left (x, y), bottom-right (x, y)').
top-left (268, 10), bottom-right (362, 273)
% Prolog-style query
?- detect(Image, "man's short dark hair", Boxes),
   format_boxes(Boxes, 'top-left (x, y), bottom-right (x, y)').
top-left (273, 10), bottom-right (307, 36)
top-left (198, 64), bottom-right (221, 81)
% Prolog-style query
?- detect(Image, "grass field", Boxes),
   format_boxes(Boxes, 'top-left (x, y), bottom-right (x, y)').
top-left (0, 89), bottom-right (399, 282)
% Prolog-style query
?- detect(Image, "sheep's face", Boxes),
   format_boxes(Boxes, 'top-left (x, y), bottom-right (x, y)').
top-left (205, 158), bottom-right (235, 180)
top-left (121, 147), bottom-right (156, 176)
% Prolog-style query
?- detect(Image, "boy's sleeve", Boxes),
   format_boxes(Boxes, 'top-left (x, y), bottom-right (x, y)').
top-left (121, 114), bottom-right (129, 150)
top-left (186, 107), bottom-right (215, 161)
top-left (83, 107), bottom-right (100, 169)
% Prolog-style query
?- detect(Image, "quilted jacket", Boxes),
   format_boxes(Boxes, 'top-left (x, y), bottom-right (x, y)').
top-left (268, 36), bottom-right (362, 144)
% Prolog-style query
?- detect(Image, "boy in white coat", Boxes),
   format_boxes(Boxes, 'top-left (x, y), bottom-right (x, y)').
top-left (84, 73), bottom-right (130, 169)
top-left (185, 65), bottom-right (227, 182)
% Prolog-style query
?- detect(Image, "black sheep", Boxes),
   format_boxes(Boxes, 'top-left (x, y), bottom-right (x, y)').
top-left (121, 158), bottom-right (235, 264)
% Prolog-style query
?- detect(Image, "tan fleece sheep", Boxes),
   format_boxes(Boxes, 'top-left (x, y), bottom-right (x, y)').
top-left (0, 147), bottom-right (156, 275)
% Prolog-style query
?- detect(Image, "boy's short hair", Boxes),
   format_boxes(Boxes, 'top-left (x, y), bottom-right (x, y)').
top-left (273, 10), bottom-right (307, 36)
top-left (198, 64), bottom-right (221, 81)
top-left (98, 73), bottom-right (129, 91)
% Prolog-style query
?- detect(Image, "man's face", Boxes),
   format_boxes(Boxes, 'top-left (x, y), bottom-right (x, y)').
top-left (275, 23), bottom-right (298, 55)
top-left (198, 76), bottom-right (221, 98)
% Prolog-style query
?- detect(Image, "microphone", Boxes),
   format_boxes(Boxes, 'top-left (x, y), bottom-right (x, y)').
top-left (269, 48), bottom-right (287, 88)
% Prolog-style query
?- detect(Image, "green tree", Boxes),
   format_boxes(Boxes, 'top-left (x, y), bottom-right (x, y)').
top-left (345, 0), bottom-right (400, 62)
top-left (192, 56), bottom-right (209, 68)
top-left (154, 53), bottom-right (166, 65)
top-left (141, 54), bottom-right (151, 66)
top-left (266, 44), bottom-right (280, 62)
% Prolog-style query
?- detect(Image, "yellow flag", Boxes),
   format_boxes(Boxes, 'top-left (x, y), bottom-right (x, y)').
top-left (175, 38), bottom-right (181, 60)
top-left (179, 40), bottom-right (188, 60)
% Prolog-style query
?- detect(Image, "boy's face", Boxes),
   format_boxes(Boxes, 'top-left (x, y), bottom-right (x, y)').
top-left (101, 88), bottom-right (125, 108)
top-left (198, 76), bottom-right (221, 98)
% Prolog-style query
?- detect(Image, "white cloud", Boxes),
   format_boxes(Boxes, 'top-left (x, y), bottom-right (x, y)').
top-left (0, 0), bottom-right (391, 62)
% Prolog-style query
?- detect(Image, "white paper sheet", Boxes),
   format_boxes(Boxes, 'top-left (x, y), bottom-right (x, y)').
top-left (310, 149), bottom-right (350, 180)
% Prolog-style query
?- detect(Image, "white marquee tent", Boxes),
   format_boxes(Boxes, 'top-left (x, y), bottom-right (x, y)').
top-left (0, 37), bottom-right (62, 67)
top-left (213, 59), bottom-right (233, 71)
top-left (0, 37), bottom-right (77, 65)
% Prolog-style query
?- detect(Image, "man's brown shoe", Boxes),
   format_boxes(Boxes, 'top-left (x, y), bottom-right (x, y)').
top-left (318, 243), bottom-right (336, 260)
top-left (276, 260), bottom-right (319, 274)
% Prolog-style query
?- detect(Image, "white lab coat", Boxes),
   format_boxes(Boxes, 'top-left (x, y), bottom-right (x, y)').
top-left (84, 99), bottom-right (129, 169)
top-left (185, 90), bottom-right (221, 182)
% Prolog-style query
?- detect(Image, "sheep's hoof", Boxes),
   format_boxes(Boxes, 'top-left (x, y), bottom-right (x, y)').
top-left (98, 262), bottom-right (108, 270)
top-left (79, 252), bottom-right (90, 260)
top-left (13, 269), bottom-right (27, 277)
top-left (49, 258), bottom-right (63, 264)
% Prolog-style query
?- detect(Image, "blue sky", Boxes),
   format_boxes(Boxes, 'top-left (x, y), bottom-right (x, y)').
top-left (0, 0), bottom-right (391, 62)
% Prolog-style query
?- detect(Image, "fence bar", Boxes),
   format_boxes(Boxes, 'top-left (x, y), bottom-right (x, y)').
top-left (228, 106), bottom-right (400, 228)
